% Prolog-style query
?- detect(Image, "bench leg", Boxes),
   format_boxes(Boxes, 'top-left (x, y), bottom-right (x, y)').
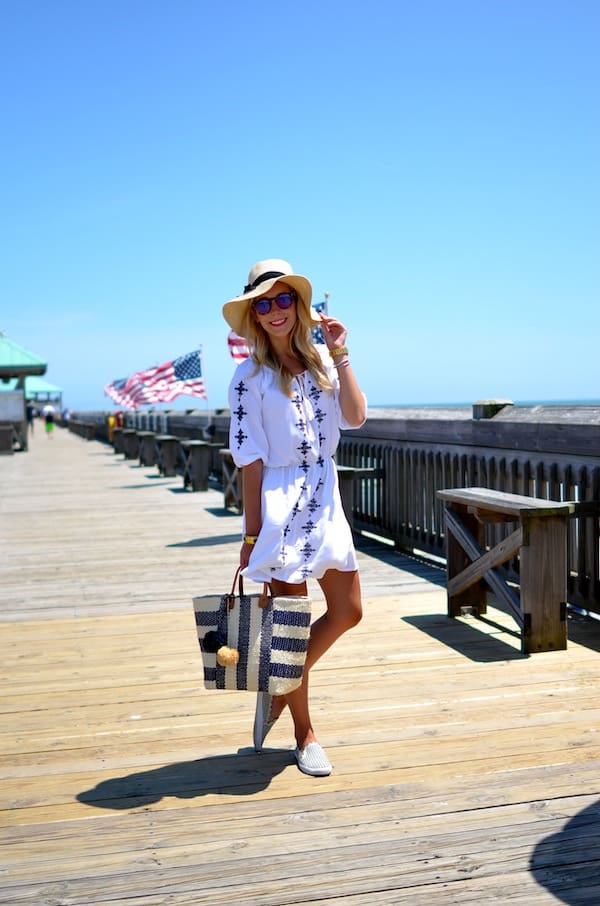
top-left (188, 446), bottom-right (210, 491)
top-left (520, 515), bottom-right (568, 653)
top-left (446, 503), bottom-right (488, 616)
top-left (221, 462), bottom-right (242, 510)
top-left (160, 441), bottom-right (178, 477)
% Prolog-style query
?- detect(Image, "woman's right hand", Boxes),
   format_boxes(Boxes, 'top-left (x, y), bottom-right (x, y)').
top-left (240, 541), bottom-right (253, 570)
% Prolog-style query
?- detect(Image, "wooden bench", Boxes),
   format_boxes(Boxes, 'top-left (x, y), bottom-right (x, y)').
top-left (67, 419), bottom-right (95, 441)
top-left (112, 427), bottom-right (124, 455)
top-left (219, 448), bottom-right (243, 511)
top-left (121, 429), bottom-right (139, 461)
top-left (437, 487), bottom-right (575, 654)
top-left (336, 465), bottom-right (380, 526)
top-left (136, 431), bottom-right (156, 467)
top-left (181, 440), bottom-right (211, 491)
top-left (154, 434), bottom-right (179, 477)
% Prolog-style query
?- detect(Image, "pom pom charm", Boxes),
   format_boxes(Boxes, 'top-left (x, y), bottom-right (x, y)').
top-left (202, 630), bottom-right (226, 653)
top-left (202, 632), bottom-right (239, 666)
top-left (201, 631), bottom-right (239, 666)
top-left (217, 645), bottom-right (240, 667)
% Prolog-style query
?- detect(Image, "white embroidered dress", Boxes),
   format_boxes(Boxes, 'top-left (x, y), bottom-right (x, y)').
top-left (228, 351), bottom-right (366, 584)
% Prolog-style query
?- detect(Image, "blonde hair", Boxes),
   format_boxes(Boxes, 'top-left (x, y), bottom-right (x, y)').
top-left (239, 293), bottom-right (333, 397)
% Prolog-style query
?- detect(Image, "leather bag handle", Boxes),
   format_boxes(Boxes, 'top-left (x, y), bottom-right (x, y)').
top-left (227, 567), bottom-right (271, 609)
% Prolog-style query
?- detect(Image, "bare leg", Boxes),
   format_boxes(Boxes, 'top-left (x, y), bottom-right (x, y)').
top-left (271, 570), bottom-right (362, 748)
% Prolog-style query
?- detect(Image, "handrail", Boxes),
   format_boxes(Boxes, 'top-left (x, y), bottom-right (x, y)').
top-left (69, 406), bottom-right (600, 613)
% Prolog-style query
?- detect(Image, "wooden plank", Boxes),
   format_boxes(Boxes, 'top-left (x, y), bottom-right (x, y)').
top-left (1, 429), bottom-right (600, 905)
top-left (438, 486), bottom-right (575, 518)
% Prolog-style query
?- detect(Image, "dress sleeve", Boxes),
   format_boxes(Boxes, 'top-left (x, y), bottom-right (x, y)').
top-left (228, 363), bottom-right (270, 467)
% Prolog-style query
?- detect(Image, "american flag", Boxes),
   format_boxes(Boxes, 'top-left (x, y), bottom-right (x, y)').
top-left (312, 299), bottom-right (328, 345)
top-left (104, 350), bottom-right (207, 409)
top-left (227, 330), bottom-right (250, 362)
top-left (104, 377), bottom-right (141, 408)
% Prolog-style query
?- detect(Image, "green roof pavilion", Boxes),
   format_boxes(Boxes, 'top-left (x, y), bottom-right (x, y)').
top-left (0, 332), bottom-right (47, 382)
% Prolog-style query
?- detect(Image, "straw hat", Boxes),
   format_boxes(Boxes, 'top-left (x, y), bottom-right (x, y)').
top-left (223, 259), bottom-right (319, 337)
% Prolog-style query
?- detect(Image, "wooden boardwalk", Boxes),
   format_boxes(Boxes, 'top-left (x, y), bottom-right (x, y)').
top-left (1, 427), bottom-right (600, 905)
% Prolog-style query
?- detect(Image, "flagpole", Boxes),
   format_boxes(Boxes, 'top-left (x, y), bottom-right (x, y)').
top-left (324, 291), bottom-right (330, 316)
top-left (199, 344), bottom-right (211, 434)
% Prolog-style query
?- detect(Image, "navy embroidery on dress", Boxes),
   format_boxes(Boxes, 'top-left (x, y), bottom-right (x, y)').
top-left (306, 496), bottom-right (321, 515)
top-left (234, 380), bottom-right (247, 401)
top-left (276, 372), bottom-right (336, 580)
top-left (235, 428), bottom-right (248, 449)
top-left (233, 380), bottom-right (249, 448)
top-left (300, 540), bottom-right (316, 560)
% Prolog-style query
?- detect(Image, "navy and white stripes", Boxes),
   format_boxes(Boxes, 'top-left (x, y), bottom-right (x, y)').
top-left (193, 591), bottom-right (311, 695)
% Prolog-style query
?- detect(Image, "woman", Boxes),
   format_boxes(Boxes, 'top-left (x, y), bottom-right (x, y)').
top-left (223, 259), bottom-right (367, 777)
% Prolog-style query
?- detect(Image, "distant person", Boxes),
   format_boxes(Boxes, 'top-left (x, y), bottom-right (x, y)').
top-left (223, 258), bottom-right (367, 777)
top-left (26, 401), bottom-right (36, 434)
top-left (42, 403), bottom-right (56, 438)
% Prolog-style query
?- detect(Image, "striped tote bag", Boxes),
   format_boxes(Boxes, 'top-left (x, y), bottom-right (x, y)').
top-left (193, 570), bottom-right (312, 695)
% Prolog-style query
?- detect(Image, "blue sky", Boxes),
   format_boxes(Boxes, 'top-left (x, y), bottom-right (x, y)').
top-left (2, 0), bottom-right (598, 411)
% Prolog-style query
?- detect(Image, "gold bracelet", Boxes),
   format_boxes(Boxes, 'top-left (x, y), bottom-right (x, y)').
top-left (243, 534), bottom-right (258, 545)
top-left (329, 346), bottom-right (349, 358)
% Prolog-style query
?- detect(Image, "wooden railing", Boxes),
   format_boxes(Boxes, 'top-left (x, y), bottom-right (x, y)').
top-left (70, 405), bottom-right (600, 613)
top-left (337, 409), bottom-right (600, 614)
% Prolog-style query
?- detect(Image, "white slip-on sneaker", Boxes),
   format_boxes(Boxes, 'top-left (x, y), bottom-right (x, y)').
top-left (294, 742), bottom-right (332, 777)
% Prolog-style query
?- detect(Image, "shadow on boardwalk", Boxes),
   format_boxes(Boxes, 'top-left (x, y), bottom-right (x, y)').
top-left (530, 798), bottom-right (600, 904)
top-left (402, 611), bottom-right (525, 663)
top-left (77, 749), bottom-right (295, 810)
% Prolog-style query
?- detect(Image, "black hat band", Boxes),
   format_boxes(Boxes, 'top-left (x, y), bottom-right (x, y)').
top-left (243, 271), bottom-right (285, 293)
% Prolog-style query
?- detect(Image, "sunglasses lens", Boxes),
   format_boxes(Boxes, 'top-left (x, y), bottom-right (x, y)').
top-left (275, 292), bottom-right (294, 309)
top-left (253, 298), bottom-right (272, 315)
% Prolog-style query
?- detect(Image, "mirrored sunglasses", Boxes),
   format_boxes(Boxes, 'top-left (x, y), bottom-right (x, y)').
top-left (251, 290), bottom-right (297, 316)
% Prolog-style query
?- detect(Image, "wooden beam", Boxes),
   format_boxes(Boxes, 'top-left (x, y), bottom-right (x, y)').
top-left (447, 525), bottom-right (523, 598)
top-left (445, 508), bottom-right (523, 625)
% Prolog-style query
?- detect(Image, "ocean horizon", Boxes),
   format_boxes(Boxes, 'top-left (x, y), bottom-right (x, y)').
top-left (371, 399), bottom-right (600, 409)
